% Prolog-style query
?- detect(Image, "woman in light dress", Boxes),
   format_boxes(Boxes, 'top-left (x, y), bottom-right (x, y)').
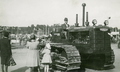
top-left (26, 35), bottom-right (40, 72)
top-left (41, 41), bottom-right (52, 72)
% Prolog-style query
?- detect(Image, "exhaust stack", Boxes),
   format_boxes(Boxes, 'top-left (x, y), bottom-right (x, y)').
top-left (82, 3), bottom-right (86, 26)
top-left (75, 14), bottom-right (79, 27)
top-left (85, 12), bottom-right (89, 26)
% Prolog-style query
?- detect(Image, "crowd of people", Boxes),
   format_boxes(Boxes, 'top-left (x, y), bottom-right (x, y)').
top-left (0, 17), bottom-right (72, 72)
top-left (0, 31), bottom-right (52, 72)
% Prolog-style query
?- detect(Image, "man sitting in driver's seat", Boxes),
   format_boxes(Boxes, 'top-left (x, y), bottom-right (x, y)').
top-left (61, 17), bottom-right (70, 39)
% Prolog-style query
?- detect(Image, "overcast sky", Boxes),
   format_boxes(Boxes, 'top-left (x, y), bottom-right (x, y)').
top-left (0, 0), bottom-right (120, 28)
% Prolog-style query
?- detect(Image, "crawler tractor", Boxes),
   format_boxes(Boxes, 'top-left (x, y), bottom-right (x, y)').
top-left (48, 3), bottom-right (115, 72)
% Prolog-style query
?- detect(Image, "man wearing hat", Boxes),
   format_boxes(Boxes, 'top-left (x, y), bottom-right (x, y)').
top-left (61, 17), bottom-right (70, 39)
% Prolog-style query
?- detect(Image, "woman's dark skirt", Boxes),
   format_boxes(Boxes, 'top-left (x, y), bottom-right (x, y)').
top-left (1, 55), bottom-right (10, 66)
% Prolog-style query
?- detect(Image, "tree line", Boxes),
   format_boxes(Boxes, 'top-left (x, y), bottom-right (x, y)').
top-left (0, 24), bottom-right (61, 35)
top-left (0, 24), bottom-right (120, 35)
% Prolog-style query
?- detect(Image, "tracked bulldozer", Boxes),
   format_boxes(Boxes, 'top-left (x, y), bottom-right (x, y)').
top-left (47, 3), bottom-right (115, 72)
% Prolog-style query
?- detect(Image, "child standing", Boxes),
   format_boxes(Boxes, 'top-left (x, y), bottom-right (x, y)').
top-left (41, 42), bottom-right (52, 72)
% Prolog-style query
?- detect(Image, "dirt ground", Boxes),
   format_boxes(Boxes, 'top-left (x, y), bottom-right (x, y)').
top-left (0, 43), bottom-right (120, 72)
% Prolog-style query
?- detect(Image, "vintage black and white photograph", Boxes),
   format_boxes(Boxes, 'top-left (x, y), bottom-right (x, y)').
top-left (0, 0), bottom-right (120, 72)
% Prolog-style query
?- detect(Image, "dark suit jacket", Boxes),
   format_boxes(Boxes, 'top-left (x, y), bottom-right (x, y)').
top-left (0, 37), bottom-right (12, 56)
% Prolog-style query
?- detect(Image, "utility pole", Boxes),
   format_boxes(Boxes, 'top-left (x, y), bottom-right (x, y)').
top-left (46, 25), bottom-right (47, 35)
